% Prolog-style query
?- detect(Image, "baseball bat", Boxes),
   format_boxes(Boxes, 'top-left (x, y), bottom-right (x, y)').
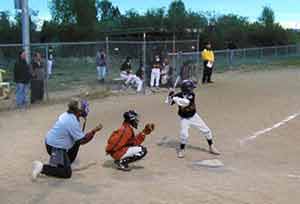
top-left (82, 118), bottom-right (87, 131)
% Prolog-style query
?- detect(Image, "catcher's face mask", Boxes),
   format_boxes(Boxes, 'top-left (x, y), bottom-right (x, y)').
top-left (131, 117), bottom-right (139, 129)
top-left (124, 110), bottom-right (139, 129)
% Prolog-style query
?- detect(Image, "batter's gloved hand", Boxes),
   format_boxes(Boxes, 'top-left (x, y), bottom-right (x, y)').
top-left (168, 89), bottom-right (175, 97)
top-left (143, 123), bottom-right (155, 135)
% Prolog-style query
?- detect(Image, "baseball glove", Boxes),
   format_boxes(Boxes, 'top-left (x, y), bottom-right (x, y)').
top-left (143, 123), bottom-right (155, 135)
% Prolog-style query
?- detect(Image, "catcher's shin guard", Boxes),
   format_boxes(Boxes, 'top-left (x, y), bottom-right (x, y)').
top-left (121, 146), bottom-right (147, 165)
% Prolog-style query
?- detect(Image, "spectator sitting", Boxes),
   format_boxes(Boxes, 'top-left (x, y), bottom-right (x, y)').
top-left (120, 57), bottom-right (143, 93)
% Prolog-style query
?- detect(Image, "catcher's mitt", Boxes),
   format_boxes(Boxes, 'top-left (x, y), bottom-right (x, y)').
top-left (143, 123), bottom-right (155, 135)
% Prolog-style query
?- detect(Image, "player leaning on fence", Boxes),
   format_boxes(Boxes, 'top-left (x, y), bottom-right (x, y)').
top-left (201, 42), bottom-right (215, 84)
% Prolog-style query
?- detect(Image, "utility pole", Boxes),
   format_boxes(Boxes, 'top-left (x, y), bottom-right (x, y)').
top-left (21, 0), bottom-right (31, 63)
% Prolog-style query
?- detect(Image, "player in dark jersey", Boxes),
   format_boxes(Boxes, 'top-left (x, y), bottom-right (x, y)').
top-left (166, 80), bottom-right (220, 158)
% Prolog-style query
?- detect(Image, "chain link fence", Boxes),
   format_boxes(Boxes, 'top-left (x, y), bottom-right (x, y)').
top-left (168, 44), bottom-right (300, 84)
top-left (0, 40), bottom-right (299, 107)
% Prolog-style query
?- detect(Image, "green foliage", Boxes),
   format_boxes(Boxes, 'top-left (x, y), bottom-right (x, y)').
top-left (259, 6), bottom-right (275, 27)
top-left (167, 0), bottom-right (187, 32)
top-left (0, 0), bottom-right (299, 47)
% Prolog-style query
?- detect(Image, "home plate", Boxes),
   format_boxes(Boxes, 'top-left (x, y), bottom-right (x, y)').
top-left (192, 159), bottom-right (224, 168)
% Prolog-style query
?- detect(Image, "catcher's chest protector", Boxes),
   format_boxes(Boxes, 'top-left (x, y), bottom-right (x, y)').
top-left (106, 126), bottom-right (132, 154)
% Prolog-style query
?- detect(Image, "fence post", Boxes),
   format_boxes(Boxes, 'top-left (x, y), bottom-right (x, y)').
top-left (45, 44), bottom-right (49, 101)
top-left (105, 36), bottom-right (109, 77)
top-left (143, 32), bottom-right (146, 94)
top-left (196, 31), bottom-right (200, 80)
top-left (172, 33), bottom-right (177, 86)
top-left (243, 48), bottom-right (246, 60)
top-left (275, 46), bottom-right (278, 57)
top-left (260, 48), bottom-right (263, 58)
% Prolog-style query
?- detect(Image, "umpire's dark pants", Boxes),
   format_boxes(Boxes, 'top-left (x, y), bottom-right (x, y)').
top-left (41, 143), bottom-right (80, 179)
top-left (202, 61), bottom-right (213, 83)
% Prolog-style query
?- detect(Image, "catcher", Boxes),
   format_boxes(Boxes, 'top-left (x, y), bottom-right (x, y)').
top-left (166, 80), bottom-right (220, 158)
top-left (32, 98), bottom-right (102, 180)
top-left (106, 110), bottom-right (155, 171)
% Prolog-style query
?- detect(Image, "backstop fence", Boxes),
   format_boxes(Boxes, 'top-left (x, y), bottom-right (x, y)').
top-left (0, 40), bottom-right (299, 103)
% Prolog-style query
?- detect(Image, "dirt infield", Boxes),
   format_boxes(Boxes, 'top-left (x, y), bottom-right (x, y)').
top-left (1, 68), bottom-right (300, 204)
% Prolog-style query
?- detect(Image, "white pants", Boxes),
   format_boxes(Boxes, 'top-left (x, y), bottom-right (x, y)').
top-left (121, 146), bottom-right (143, 159)
top-left (150, 68), bottom-right (160, 87)
top-left (47, 60), bottom-right (53, 76)
top-left (180, 113), bottom-right (213, 144)
top-left (120, 72), bottom-right (143, 92)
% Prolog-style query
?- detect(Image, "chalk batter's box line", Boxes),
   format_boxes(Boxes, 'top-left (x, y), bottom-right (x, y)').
top-left (240, 112), bottom-right (300, 145)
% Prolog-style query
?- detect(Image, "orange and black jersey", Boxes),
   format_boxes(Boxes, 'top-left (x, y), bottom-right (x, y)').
top-left (105, 122), bottom-right (145, 160)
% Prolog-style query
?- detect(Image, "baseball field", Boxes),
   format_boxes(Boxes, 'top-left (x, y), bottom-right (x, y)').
top-left (1, 68), bottom-right (300, 204)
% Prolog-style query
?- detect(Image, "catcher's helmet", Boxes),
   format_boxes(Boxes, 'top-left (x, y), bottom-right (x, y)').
top-left (181, 80), bottom-right (196, 93)
top-left (123, 110), bottom-right (139, 129)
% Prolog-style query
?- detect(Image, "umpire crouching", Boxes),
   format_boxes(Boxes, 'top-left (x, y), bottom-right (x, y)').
top-left (32, 98), bottom-right (102, 180)
top-left (201, 42), bottom-right (215, 84)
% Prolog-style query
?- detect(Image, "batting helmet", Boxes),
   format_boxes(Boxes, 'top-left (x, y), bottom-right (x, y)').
top-left (181, 80), bottom-right (196, 93)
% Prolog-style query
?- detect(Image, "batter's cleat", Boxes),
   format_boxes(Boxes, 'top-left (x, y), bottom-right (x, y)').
top-left (177, 149), bottom-right (185, 158)
top-left (209, 145), bottom-right (221, 155)
top-left (32, 160), bottom-right (43, 181)
top-left (114, 160), bottom-right (131, 171)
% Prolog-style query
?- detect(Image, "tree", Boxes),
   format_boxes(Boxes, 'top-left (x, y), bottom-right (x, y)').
top-left (50, 0), bottom-right (97, 41)
top-left (167, 0), bottom-right (187, 33)
top-left (144, 8), bottom-right (166, 29)
top-left (214, 14), bottom-right (250, 48)
top-left (50, 0), bottom-right (76, 24)
top-left (96, 0), bottom-right (113, 20)
top-left (122, 9), bottom-right (144, 28)
top-left (0, 11), bottom-right (12, 43)
top-left (73, 0), bottom-right (97, 27)
top-left (185, 11), bottom-right (207, 29)
top-left (259, 6), bottom-right (275, 27)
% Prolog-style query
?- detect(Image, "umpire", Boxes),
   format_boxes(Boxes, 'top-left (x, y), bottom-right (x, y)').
top-left (201, 42), bottom-right (215, 84)
top-left (32, 98), bottom-right (102, 180)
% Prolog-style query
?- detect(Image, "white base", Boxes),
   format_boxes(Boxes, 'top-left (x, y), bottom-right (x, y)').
top-left (192, 159), bottom-right (224, 168)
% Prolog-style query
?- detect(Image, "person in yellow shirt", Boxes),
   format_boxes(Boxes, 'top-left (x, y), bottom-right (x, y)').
top-left (201, 42), bottom-right (215, 84)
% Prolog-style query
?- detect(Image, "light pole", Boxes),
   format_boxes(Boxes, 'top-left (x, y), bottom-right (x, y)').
top-left (15, 0), bottom-right (31, 63)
